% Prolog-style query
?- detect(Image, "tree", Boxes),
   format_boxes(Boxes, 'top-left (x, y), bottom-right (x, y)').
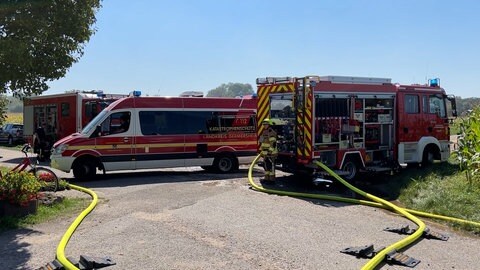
top-left (206, 83), bottom-right (254, 97)
top-left (0, 95), bottom-right (8, 124)
top-left (7, 95), bottom-right (23, 113)
top-left (0, 0), bottom-right (102, 98)
top-left (456, 97), bottom-right (480, 116)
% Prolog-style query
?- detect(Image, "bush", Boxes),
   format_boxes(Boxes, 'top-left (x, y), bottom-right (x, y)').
top-left (0, 171), bottom-right (41, 206)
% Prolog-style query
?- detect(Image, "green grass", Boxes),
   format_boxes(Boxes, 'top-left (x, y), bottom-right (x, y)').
top-left (368, 159), bottom-right (480, 234)
top-left (0, 197), bottom-right (89, 233)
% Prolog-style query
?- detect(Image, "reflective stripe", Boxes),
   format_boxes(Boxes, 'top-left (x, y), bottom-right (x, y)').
top-left (260, 143), bottom-right (270, 150)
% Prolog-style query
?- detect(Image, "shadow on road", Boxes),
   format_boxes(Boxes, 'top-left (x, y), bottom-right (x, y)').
top-left (66, 166), bottom-right (265, 189)
top-left (0, 228), bottom-right (40, 270)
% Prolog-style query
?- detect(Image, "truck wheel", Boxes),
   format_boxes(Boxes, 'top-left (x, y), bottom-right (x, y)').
top-left (72, 159), bottom-right (97, 180)
top-left (421, 145), bottom-right (437, 166)
top-left (342, 160), bottom-right (358, 181)
top-left (213, 154), bottom-right (238, 173)
top-left (201, 166), bottom-right (215, 172)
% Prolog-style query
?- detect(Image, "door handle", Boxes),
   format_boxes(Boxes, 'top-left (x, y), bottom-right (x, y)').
top-left (123, 137), bottom-right (129, 143)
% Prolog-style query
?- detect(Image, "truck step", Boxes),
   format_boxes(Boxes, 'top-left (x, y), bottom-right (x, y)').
top-left (364, 166), bottom-right (392, 173)
top-left (317, 170), bottom-right (350, 177)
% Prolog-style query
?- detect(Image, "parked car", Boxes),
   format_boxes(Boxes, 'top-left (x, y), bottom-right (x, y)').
top-left (0, 123), bottom-right (24, 145)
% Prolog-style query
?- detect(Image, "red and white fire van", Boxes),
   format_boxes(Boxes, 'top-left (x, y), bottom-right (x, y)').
top-left (50, 91), bottom-right (258, 180)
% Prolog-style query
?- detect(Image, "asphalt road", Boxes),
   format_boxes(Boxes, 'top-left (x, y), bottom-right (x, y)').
top-left (0, 147), bottom-right (479, 270)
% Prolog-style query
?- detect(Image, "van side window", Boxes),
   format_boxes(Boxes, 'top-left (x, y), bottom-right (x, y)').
top-left (139, 111), bottom-right (185, 135)
top-left (139, 110), bottom-right (256, 135)
top-left (100, 111), bottom-right (130, 135)
top-left (183, 111), bottom-right (213, 134)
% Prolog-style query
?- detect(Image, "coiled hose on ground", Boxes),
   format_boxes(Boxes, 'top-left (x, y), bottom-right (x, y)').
top-left (247, 154), bottom-right (480, 270)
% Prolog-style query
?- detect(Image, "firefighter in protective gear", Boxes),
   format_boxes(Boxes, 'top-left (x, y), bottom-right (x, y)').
top-left (260, 119), bottom-right (278, 183)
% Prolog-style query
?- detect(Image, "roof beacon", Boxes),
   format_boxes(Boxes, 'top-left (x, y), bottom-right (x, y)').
top-left (428, 78), bottom-right (440, 87)
top-left (130, 90), bottom-right (141, 97)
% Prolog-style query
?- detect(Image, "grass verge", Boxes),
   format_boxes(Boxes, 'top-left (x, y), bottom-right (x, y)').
top-left (0, 197), bottom-right (89, 233)
top-left (367, 159), bottom-right (480, 234)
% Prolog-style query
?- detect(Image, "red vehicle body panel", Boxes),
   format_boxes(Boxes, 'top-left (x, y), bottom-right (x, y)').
top-left (51, 95), bottom-right (258, 178)
top-left (255, 76), bottom-right (454, 179)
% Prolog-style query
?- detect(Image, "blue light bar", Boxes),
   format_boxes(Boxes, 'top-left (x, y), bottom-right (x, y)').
top-left (130, 90), bottom-right (141, 97)
top-left (428, 78), bottom-right (440, 87)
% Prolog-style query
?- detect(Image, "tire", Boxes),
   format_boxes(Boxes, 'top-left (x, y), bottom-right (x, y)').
top-left (72, 159), bottom-right (97, 180)
top-left (421, 147), bottom-right (436, 167)
top-left (201, 166), bottom-right (215, 172)
top-left (342, 160), bottom-right (358, 181)
top-left (29, 167), bottom-right (59, 192)
top-left (213, 155), bottom-right (238, 173)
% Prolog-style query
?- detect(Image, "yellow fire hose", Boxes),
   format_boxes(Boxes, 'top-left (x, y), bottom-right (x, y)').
top-left (53, 157), bottom-right (480, 270)
top-left (247, 154), bottom-right (480, 270)
top-left (56, 183), bottom-right (99, 270)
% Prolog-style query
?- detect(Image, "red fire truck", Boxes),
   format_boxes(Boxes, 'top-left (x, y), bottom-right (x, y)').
top-left (50, 91), bottom-right (257, 180)
top-left (256, 75), bottom-right (457, 180)
top-left (23, 91), bottom-right (126, 156)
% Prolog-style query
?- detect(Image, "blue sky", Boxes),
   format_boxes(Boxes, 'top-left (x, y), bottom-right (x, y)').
top-left (47, 0), bottom-right (480, 98)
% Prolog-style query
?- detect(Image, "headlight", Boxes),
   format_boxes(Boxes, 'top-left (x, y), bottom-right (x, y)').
top-left (53, 144), bottom-right (68, 155)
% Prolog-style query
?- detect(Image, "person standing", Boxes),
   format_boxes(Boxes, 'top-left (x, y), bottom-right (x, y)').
top-left (260, 119), bottom-right (278, 184)
top-left (32, 122), bottom-right (48, 161)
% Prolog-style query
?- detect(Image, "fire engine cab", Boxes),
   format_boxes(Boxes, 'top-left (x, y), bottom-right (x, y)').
top-left (256, 75), bottom-right (457, 180)
top-left (23, 91), bottom-right (126, 156)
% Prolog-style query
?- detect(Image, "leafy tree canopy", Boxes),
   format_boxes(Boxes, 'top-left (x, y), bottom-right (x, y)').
top-left (0, 0), bottom-right (102, 98)
top-left (206, 82), bottom-right (253, 97)
top-left (455, 97), bottom-right (480, 116)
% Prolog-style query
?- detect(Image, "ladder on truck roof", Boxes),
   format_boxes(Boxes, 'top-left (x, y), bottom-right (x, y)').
top-left (256, 76), bottom-right (392, 85)
top-left (319, 76), bottom-right (392, 85)
top-left (256, 77), bottom-right (293, 84)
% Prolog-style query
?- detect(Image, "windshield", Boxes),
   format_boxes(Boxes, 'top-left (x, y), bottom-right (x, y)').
top-left (429, 94), bottom-right (446, 118)
top-left (81, 110), bottom-right (108, 135)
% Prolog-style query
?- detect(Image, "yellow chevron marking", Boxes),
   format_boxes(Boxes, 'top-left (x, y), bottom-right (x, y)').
top-left (305, 129), bottom-right (312, 140)
top-left (306, 109), bottom-right (312, 119)
top-left (258, 101), bottom-right (269, 116)
top-left (305, 119), bottom-right (311, 129)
